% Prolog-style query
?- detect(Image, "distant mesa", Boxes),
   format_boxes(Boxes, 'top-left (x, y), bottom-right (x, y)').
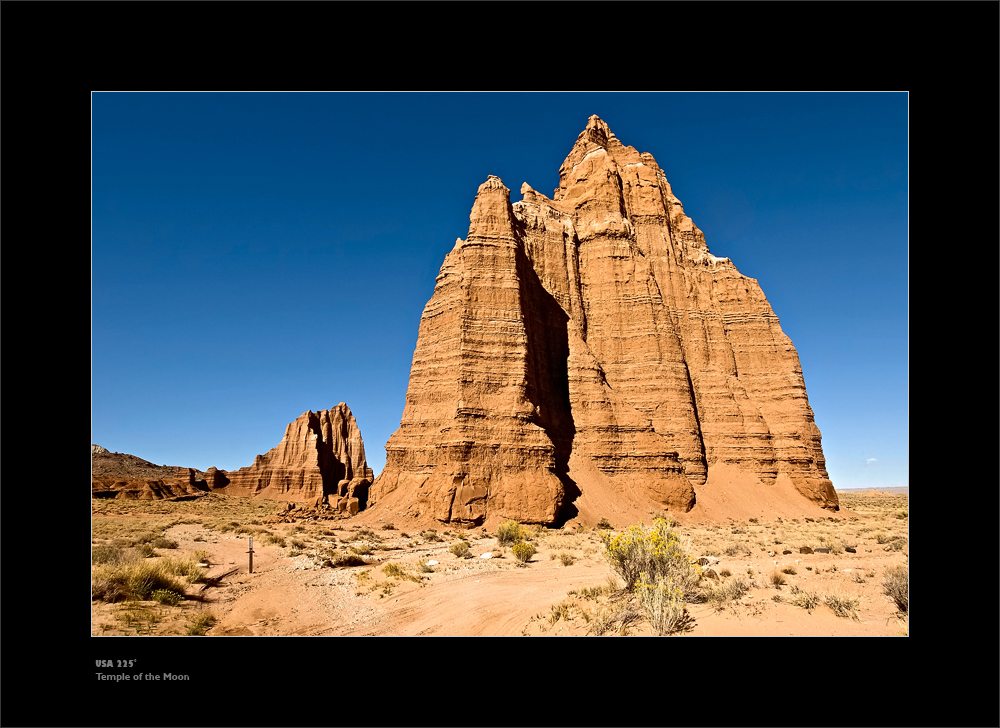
top-left (368, 115), bottom-right (837, 527)
top-left (91, 446), bottom-right (213, 501)
top-left (91, 403), bottom-right (374, 507)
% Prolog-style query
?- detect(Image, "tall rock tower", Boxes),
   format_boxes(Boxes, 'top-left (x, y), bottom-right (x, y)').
top-left (370, 116), bottom-right (836, 526)
top-left (219, 403), bottom-right (374, 503)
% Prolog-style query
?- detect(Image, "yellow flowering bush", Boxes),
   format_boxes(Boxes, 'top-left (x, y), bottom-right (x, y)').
top-left (600, 518), bottom-right (701, 593)
top-left (511, 542), bottom-right (536, 563)
top-left (496, 520), bottom-right (527, 546)
top-left (635, 573), bottom-right (685, 635)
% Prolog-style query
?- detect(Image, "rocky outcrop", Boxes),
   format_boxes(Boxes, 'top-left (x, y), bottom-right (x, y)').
top-left (216, 403), bottom-right (374, 504)
top-left (91, 446), bottom-right (212, 500)
top-left (369, 116), bottom-right (836, 526)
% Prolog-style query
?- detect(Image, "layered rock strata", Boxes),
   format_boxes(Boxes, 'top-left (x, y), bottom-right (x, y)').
top-left (369, 116), bottom-right (836, 525)
top-left (91, 447), bottom-right (212, 500)
top-left (217, 403), bottom-right (374, 504)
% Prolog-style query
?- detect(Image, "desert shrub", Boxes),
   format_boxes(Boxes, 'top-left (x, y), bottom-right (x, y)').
top-left (882, 565), bottom-right (908, 612)
top-left (450, 541), bottom-right (471, 559)
top-left (825, 592), bottom-right (860, 620)
top-left (635, 573), bottom-right (685, 635)
top-left (790, 585), bottom-right (820, 611)
top-left (704, 575), bottom-right (750, 609)
top-left (511, 542), bottom-right (536, 563)
top-left (263, 533), bottom-right (286, 547)
top-left (559, 552), bottom-right (575, 566)
top-left (770, 571), bottom-right (787, 587)
top-left (162, 556), bottom-right (206, 583)
top-left (92, 561), bottom-right (186, 603)
top-left (383, 563), bottom-right (406, 578)
top-left (875, 532), bottom-right (892, 544)
top-left (496, 520), bottom-right (527, 546)
top-left (330, 551), bottom-right (370, 567)
top-left (719, 568), bottom-right (732, 578)
top-left (600, 518), bottom-right (701, 593)
top-left (92, 543), bottom-right (138, 566)
top-left (151, 589), bottom-right (183, 606)
top-left (417, 559), bottom-right (434, 573)
top-left (596, 518), bottom-right (612, 530)
top-left (421, 530), bottom-right (442, 543)
top-left (587, 605), bottom-right (616, 636)
top-left (116, 602), bottom-right (162, 634)
top-left (186, 613), bottom-right (216, 635)
top-left (820, 537), bottom-right (844, 555)
top-left (548, 601), bottom-right (573, 625)
top-left (781, 566), bottom-right (797, 575)
top-left (350, 543), bottom-right (373, 556)
top-left (133, 542), bottom-right (157, 558)
top-left (151, 535), bottom-right (179, 550)
top-left (571, 584), bottom-right (611, 600)
top-left (887, 537), bottom-right (907, 552)
top-left (289, 538), bottom-right (307, 549)
top-left (724, 543), bottom-right (741, 557)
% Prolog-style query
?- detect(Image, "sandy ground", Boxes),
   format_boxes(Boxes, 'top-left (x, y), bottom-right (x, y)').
top-left (92, 489), bottom-right (908, 638)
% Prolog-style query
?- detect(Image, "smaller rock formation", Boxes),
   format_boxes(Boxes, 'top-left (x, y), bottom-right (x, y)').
top-left (91, 446), bottom-right (212, 500)
top-left (216, 403), bottom-right (374, 505)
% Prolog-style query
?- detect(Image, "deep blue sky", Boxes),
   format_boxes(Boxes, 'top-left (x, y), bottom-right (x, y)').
top-left (92, 92), bottom-right (908, 491)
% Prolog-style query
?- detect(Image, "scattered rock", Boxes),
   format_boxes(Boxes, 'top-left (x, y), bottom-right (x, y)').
top-left (845, 546), bottom-right (857, 553)
top-left (800, 546), bottom-right (813, 554)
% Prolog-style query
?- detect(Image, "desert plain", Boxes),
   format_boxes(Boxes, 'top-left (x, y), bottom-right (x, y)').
top-left (91, 488), bottom-right (908, 637)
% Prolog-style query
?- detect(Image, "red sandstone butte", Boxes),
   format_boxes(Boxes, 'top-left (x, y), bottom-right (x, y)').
top-left (368, 116), bottom-right (837, 527)
top-left (217, 403), bottom-right (374, 504)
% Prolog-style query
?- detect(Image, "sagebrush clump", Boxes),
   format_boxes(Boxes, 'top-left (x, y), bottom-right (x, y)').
top-left (882, 564), bottom-right (908, 612)
top-left (496, 520), bottom-right (527, 546)
top-left (600, 518), bottom-right (701, 593)
top-left (635, 574), bottom-right (685, 635)
top-left (511, 542), bottom-right (536, 563)
top-left (92, 560), bottom-right (187, 603)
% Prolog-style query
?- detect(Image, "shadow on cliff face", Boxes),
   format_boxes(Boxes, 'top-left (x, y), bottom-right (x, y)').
top-left (321, 458), bottom-right (347, 500)
top-left (515, 230), bottom-right (579, 527)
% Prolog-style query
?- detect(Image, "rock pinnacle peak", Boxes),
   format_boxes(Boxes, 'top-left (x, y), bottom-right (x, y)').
top-left (479, 175), bottom-right (508, 193)
top-left (581, 115), bottom-right (615, 147)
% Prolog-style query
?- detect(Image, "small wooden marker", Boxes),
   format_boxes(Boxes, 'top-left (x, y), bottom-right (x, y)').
top-left (248, 536), bottom-right (254, 574)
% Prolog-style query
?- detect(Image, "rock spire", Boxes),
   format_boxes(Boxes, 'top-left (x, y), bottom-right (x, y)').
top-left (218, 403), bottom-right (374, 503)
top-left (369, 116), bottom-right (837, 526)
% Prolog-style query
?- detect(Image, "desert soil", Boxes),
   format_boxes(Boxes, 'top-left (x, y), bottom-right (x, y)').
top-left (91, 490), bottom-right (908, 637)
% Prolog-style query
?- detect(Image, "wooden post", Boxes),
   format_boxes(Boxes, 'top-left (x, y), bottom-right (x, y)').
top-left (248, 536), bottom-right (254, 574)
